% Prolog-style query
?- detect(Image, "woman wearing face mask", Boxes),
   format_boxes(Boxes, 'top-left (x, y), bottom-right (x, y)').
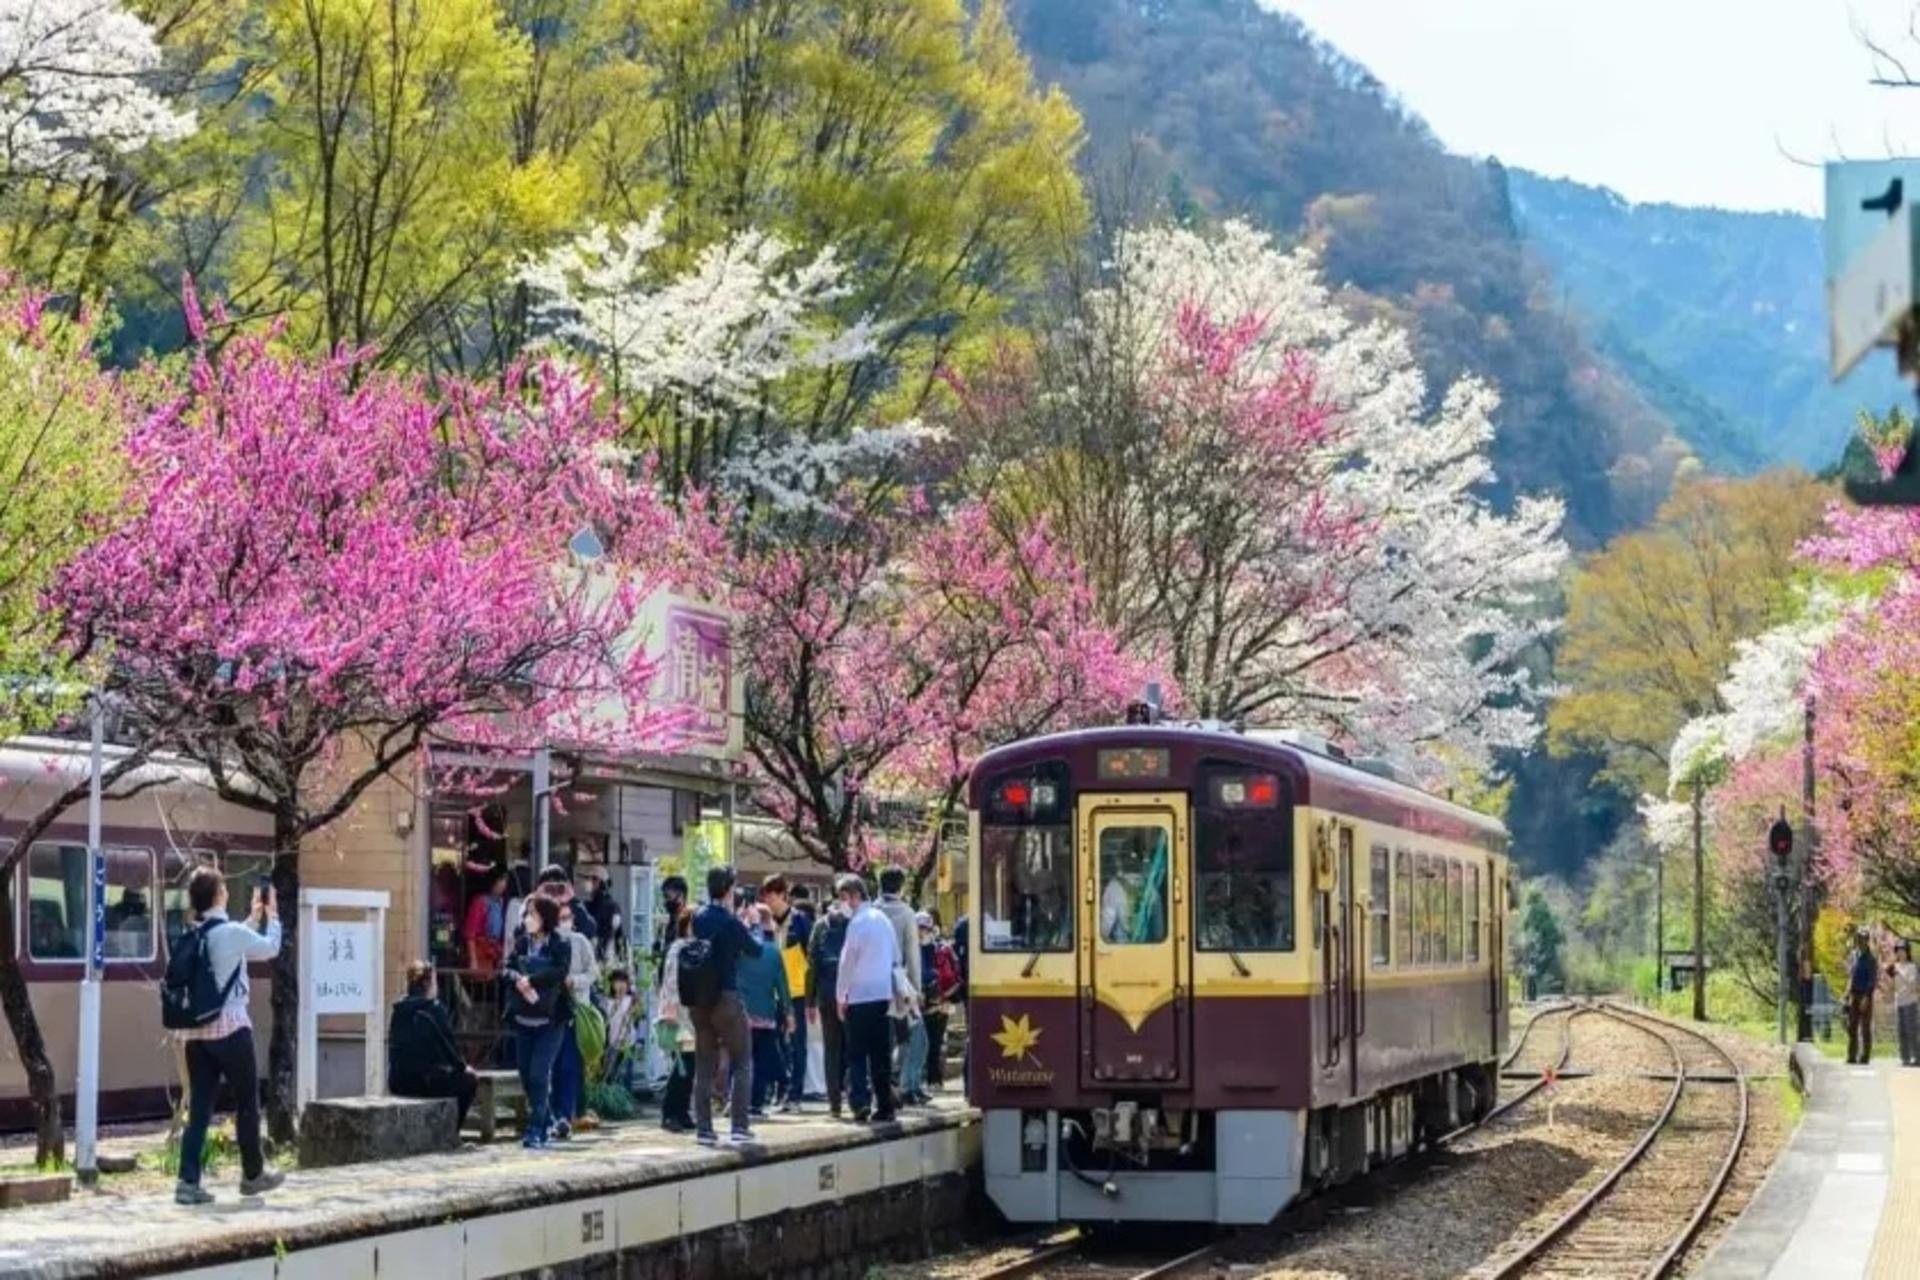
top-left (503, 895), bottom-right (571, 1149)
top-left (549, 901), bottom-right (599, 1138)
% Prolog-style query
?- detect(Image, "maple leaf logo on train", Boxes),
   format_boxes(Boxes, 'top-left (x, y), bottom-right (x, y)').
top-left (992, 1013), bottom-right (1042, 1064)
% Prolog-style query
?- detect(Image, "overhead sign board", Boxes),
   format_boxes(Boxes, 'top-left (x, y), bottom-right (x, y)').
top-left (1830, 202), bottom-right (1919, 381)
top-left (1825, 161), bottom-right (1920, 282)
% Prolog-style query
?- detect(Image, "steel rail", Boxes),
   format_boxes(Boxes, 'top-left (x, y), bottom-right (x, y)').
top-left (1485, 1004), bottom-right (1687, 1279)
top-left (973, 1232), bottom-right (1086, 1280)
top-left (1126, 1239), bottom-right (1224, 1280)
top-left (1600, 1002), bottom-right (1751, 1280)
top-left (1439, 1001), bottom-right (1585, 1146)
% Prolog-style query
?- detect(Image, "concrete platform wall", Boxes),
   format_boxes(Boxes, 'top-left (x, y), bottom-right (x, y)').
top-left (160, 1126), bottom-right (978, 1280)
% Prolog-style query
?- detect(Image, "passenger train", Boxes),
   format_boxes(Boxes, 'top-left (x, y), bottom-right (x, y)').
top-left (0, 739), bottom-right (273, 1128)
top-left (967, 722), bottom-right (1511, 1225)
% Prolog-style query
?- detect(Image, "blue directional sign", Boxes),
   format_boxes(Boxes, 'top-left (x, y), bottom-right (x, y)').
top-left (89, 845), bottom-right (105, 976)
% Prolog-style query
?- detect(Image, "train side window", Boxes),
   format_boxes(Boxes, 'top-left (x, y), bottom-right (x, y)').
top-left (978, 825), bottom-right (1073, 952)
top-left (1395, 849), bottom-right (1411, 967)
top-left (1413, 855), bottom-right (1428, 967)
top-left (1368, 846), bottom-right (1390, 968)
top-left (1467, 864), bottom-right (1482, 963)
top-left (1448, 860), bottom-right (1464, 964)
top-left (26, 844), bottom-right (156, 963)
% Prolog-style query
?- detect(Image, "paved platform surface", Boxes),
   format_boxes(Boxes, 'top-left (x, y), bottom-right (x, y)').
top-left (0, 1094), bottom-right (978, 1279)
top-left (1698, 1046), bottom-right (1920, 1279)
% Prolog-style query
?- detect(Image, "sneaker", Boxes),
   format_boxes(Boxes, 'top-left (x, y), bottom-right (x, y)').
top-left (237, 1170), bottom-right (284, 1196)
top-left (872, 1111), bottom-right (897, 1124)
top-left (551, 1118), bottom-right (573, 1141)
top-left (851, 1108), bottom-right (871, 1122)
top-left (830, 1104), bottom-right (844, 1119)
top-left (728, 1130), bottom-right (754, 1145)
top-left (696, 1130), bottom-right (719, 1147)
top-left (175, 1182), bottom-right (214, 1206)
top-left (522, 1134), bottom-right (548, 1150)
top-left (662, 1118), bottom-right (692, 1134)
top-left (748, 1107), bottom-right (768, 1120)
top-left (779, 1100), bottom-right (799, 1114)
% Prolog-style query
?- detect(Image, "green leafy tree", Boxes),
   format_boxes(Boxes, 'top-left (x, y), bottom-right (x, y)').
top-left (1518, 888), bottom-right (1566, 1000)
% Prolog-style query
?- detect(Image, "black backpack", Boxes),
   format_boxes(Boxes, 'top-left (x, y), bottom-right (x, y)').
top-left (810, 914), bottom-right (848, 999)
top-left (677, 936), bottom-right (722, 1011)
top-left (160, 921), bottom-right (241, 1031)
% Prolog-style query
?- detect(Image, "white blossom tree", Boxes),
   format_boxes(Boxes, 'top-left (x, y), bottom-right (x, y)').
top-left (950, 220), bottom-right (1568, 784)
top-left (0, 0), bottom-right (193, 182)
top-left (518, 211), bottom-right (881, 496)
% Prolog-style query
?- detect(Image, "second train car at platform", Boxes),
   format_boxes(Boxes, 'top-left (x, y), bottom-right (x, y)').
top-left (966, 723), bottom-right (1512, 1225)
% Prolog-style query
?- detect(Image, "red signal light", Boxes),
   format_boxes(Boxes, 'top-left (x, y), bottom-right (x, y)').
top-left (1248, 777), bottom-right (1277, 805)
top-left (1002, 781), bottom-right (1031, 808)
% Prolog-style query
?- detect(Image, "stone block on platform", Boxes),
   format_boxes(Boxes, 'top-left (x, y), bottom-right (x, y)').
top-left (297, 1094), bottom-right (457, 1170)
top-left (0, 1172), bottom-right (71, 1209)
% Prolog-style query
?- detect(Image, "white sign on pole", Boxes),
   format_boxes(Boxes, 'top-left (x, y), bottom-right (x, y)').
top-left (1829, 202), bottom-right (1919, 381)
top-left (311, 920), bottom-right (374, 1014)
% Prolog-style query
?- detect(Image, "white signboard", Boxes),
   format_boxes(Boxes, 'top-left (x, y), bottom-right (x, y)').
top-left (311, 920), bottom-right (374, 1014)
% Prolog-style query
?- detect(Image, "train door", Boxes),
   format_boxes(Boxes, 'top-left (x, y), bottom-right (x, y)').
top-left (1341, 826), bottom-right (1362, 1094)
top-left (1487, 857), bottom-right (1505, 1055)
top-left (1317, 821), bottom-right (1358, 1088)
top-left (1078, 795), bottom-right (1189, 1087)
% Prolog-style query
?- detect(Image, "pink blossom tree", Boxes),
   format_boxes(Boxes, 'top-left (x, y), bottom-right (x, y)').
top-left (945, 221), bottom-right (1567, 786)
top-left (736, 484), bottom-right (1144, 874)
top-left (51, 297), bottom-right (699, 1135)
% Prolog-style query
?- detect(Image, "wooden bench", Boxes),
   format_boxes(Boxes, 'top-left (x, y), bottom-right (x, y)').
top-left (472, 1068), bottom-right (526, 1143)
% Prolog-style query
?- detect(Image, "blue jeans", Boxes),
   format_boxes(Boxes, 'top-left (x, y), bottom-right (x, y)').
top-left (553, 1025), bottom-right (583, 1122)
top-left (514, 1021), bottom-right (566, 1142)
top-left (901, 1016), bottom-right (928, 1098)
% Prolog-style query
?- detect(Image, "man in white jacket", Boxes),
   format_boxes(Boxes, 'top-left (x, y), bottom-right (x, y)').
top-left (835, 874), bottom-right (900, 1123)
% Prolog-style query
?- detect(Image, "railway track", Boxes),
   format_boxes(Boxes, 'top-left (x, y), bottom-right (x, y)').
top-left (975, 1002), bottom-right (1587, 1280)
top-left (1481, 1001), bottom-right (1750, 1279)
top-left (972, 1230), bottom-right (1223, 1280)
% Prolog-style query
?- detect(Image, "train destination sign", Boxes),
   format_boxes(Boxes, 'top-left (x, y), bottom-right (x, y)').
top-left (1097, 747), bottom-right (1170, 781)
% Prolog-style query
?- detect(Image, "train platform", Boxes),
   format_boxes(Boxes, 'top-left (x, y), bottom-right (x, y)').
top-left (1698, 1046), bottom-right (1920, 1279)
top-left (0, 1096), bottom-right (980, 1280)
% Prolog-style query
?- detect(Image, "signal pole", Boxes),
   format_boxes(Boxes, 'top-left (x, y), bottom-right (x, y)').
top-left (1770, 811), bottom-right (1795, 1046)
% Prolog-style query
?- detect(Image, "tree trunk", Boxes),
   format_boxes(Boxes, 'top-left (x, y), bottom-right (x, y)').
top-left (266, 805), bottom-right (302, 1143)
top-left (0, 877), bottom-right (63, 1165)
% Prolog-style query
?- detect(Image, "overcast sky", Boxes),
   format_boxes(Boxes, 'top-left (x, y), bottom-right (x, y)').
top-left (1267, 1), bottom-right (1920, 214)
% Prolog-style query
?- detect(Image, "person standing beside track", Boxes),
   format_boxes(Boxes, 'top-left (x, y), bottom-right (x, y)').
top-left (1889, 940), bottom-right (1920, 1066)
top-left (1848, 928), bottom-right (1880, 1064)
top-left (836, 873), bottom-right (900, 1124)
top-left (690, 865), bottom-right (762, 1145)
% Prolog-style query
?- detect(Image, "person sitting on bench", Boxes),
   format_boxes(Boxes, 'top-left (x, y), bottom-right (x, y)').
top-left (389, 961), bottom-right (478, 1129)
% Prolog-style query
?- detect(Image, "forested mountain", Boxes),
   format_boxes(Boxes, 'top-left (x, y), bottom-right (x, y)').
top-left (1009, 0), bottom-right (1691, 547)
top-left (1510, 171), bottom-right (1909, 470)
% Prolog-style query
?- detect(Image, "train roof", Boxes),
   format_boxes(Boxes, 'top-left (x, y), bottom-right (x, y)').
top-left (969, 724), bottom-right (1508, 854)
top-left (0, 736), bottom-right (266, 800)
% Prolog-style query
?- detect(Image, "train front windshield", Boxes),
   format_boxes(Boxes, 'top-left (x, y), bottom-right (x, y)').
top-left (977, 762), bottom-right (1073, 953)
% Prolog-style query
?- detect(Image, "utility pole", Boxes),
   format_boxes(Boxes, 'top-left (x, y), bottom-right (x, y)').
top-left (1692, 774), bottom-right (1707, 1022)
top-left (1654, 844), bottom-right (1665, 998)
top-left (1798, 695), bottom-right (1818, 1041)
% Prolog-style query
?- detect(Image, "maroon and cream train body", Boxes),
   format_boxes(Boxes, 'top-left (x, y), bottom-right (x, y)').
top-left (967, 724), bottom-right (1512, 1225)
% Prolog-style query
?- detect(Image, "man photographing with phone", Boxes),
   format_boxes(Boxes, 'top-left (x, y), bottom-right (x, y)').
top-left (165, 865), bottom-right (285, 1206)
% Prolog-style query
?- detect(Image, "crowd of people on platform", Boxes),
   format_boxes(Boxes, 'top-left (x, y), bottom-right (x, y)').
top-left (388, 858), bottom-right (968, 1151)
